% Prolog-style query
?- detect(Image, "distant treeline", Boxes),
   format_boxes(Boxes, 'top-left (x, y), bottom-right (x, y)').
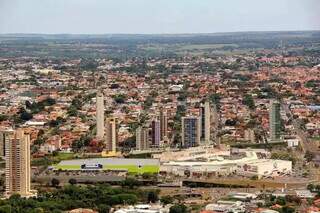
top-left (0, 31), bottom-right (319, 59)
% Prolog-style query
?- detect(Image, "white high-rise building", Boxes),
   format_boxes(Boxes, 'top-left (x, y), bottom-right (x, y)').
top-left (5, 129), bottom-right (36, 198)
top-left (96, 92), bottom-right (105, 139)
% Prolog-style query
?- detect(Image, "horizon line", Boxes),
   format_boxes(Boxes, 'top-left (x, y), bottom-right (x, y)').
top-left (1, 29), bottom-right (320, 36)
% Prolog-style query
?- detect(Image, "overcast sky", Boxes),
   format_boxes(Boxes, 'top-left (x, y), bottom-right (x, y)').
top-left (0, 0), bottom-right (319, 34)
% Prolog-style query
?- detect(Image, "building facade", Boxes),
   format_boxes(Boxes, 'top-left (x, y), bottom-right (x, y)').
top-left (151, 120), bottom-right (161, 148)
top-left (136, 126), bottom-right (149, 151)
top-left (5, 129), bottom-right (36, 198)
top-left (200, 101), bottom-right (211, 144)
top-left (96, 92), bottom-right (105, 139)
top-left (181, 116), bottom-right (201, 148)
top-left (159, 109), bottom-right (168, 142)
top-left (269, 100), bottom-right (281, 142)
top-left (105, 117), bottom-right (118, 152)
top-left (0, 130), bottom-right (12, 158)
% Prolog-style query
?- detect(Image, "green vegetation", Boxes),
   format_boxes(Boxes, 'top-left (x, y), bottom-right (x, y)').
top-left (25, 98), bottom-right (56, 114)
top-left (177, 44), bottom-right (238, 51)
top-left (0, 184), bottom-right (160, 212)
top-left (307, 183), bottom-right (320, 194)
top-left (31, 152), bottom-right (76, 167)
top-left (305, 80), bottom-right (319, 88)
top-left (209, 93), bottom-right (221, 107)
top-left (79, 58), bottom-right (98, 71)
top-left (112, 94), bottom-right (127, 104)
top-left (13, 97), bottom-right (57, 123)
top-left (1, 32), bottom-right (320, 59)
top-left (0, 114), bottom-right (8, 122)
top-left (231, 142), bottom-right (286, 149)
top-left (71, 135), bottom-right (92, 152)
top-left (160, 196), bottom-right (175, 205)
top-left (263, 195), bottom-right (301, 213)
top-left (169, 204), bottom-right (189, 213)
top-left (305, 151), bottom-right (315, 162)
top-left (143, 95), bottom-right (154, 110)
top-left (242, 94), bottom-right (255, 110)
top-left (54, 164), bottom-right (159, 174)
top-left (271, 151), bottom-right (296, 165)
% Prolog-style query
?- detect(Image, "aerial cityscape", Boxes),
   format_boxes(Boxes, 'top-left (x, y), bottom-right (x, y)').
top-left (0, 0), bottom-right (320, 213)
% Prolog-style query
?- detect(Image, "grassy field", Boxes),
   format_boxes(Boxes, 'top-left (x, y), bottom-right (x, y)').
top-left (54, 164), bottom-right (159, 174)
top-left (32, 152), bottom-right (76, 167)
top-left (54, 152), bottom-right (76, 161)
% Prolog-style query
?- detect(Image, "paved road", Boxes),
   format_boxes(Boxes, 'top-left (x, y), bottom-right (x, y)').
top-left (282, 103), bottom-right (319, 154)
top-left (183, 177), bottom-right (313, 189)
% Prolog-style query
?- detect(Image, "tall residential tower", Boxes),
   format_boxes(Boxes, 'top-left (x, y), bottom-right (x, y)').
top-left (105, 117), bottom-right (118, 153)
top-left (151, 120), bottom-right (161, 148)
top-left (159, 109), bottom-right (168, 142)
top-left (136, 126), bottom-right (149, 151)
top-left (96, 92), bottom-right (105, 139)
top-left (269, 100), bottom-right (282, 142)
top-left (181, 116), bottom-right (201, 148)
top-left (5, 129), bottom-right (36, 198)
top-left (200, 101), bottom-right (211, 144)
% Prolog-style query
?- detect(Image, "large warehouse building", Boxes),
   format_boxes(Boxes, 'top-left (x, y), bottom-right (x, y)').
top-left (54, 158), bottom-right (160, 174)
top-left (161, 150), bottom-right (292, 179)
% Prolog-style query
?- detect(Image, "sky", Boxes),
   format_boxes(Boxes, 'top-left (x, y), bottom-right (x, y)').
top-left (0, 0), bottom-right (320, 34)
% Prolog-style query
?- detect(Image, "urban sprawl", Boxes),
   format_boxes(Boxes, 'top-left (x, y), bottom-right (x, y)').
top-left (0, 32), bottom-right (320, 213)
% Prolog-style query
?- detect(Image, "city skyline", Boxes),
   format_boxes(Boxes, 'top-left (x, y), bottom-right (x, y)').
top-left (0, 1), bottom-right (320, 211)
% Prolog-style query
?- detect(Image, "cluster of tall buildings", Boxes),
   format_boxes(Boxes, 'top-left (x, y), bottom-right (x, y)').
top-left (136, 108), bottom-right (168, 151)
top-left (135, 101), bottom-right (214, 150)
top-left (0, 129), bottom-right (36, 198)
top-left (182, 101), bottom-right (212, 148)
top-left (96, 92), bottom-right (118, 153)
top-left (95, 90), bottom-right (282, 152)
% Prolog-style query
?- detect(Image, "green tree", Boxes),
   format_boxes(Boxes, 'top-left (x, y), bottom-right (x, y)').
top-left (51, 178), bottom-right (60, 188)
top-left (276, 197), bottom-right (286, 206)
top-left (0, 114), bottom-right (8, 122)
top-left (243, 94), bottom-right (255, 109)
top-left (280, 206), bottom-right (295, 213)
top-left (160, 196), bottom-right (174, 205)
top-left (68, 178), bottom-right (77, 185)
top-left (147, 191), bottom-right (159, 203)
top-left (305, 151), bottom-right (314, 162)
top-left (98, 204), bottom-right (110, 213)
top-left (20, 110), bottom-right (33, 121)
top-left (307, 183), bottom-right (314, 191)
top-left (113, 94), bottom-right (127, 104)
top-left (121, 178), bottom-right (141, 189)
top-left (0, 205), bottom-right (12, 213)
top-left (169, 204), bottom-right (188, 213)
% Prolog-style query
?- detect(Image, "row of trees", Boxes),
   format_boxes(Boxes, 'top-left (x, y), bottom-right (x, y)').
top-left (0, 183), bottom-right (160, 213)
